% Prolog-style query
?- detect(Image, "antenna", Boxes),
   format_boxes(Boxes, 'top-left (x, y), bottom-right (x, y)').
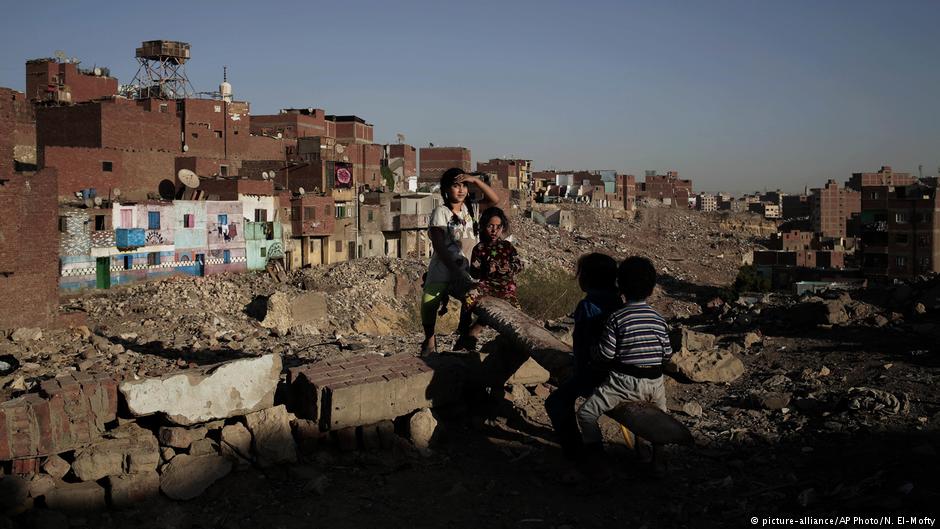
top-left (396, 133), bottom-right (405, 144)
top-left (54, 50), bottom-right (67, 63)
top-left (93, 197), bottom-right (103, 206)
top-left (177, 168), bottom-right (200, 188)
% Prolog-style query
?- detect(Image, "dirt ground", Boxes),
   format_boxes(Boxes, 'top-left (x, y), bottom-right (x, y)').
top-left (4, 205), bottom-right (940, 528)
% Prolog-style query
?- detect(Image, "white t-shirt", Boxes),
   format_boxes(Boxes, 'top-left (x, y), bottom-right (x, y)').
top-left (426, 204), bottom-right (477, 284)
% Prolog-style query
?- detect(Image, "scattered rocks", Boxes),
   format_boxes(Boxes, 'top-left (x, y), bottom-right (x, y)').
top-left (668, 346), bottom-right (745, 383)
top-left (41, 455), bottom-right (71, 480)
top-left (409, 408), bottom-right (438, 450)
top-left (159, 454), bottom-right (232, 501)
top-left (680, 401), bottom-right (704, 417)
top-left (158, 426), bottom-right (208, 449)
top-left (10, 328), bottom-right (42, 343)
top-left (220, 423), bottom-right (253, 462)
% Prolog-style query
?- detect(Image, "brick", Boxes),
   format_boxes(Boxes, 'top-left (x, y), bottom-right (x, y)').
top-left (12, 457), bottom-right (40, 475)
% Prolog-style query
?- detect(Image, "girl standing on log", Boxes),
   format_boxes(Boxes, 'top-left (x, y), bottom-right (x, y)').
top-left (420, 168), bottom-right (499, 356)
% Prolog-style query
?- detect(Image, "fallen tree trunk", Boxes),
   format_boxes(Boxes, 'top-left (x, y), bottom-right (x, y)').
top-left (473, 296), bottom-right (692, 446)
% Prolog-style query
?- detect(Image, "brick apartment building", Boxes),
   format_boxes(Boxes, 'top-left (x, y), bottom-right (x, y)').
top-left (614, 174), bottom-right (637, 211)
top-left (847, 165), bottom-right (914, 190)
top-left (477, 158), bottom-right (528, 190)
top-left (26, 57), bottom-right (119, 104)
top-left (419, 146), bottom-right (471, 185)
top-left (782, 193), bottom-right (810, 220)
top-left (249, 108), bottom-right (335, 140)
top-left (810, 180), bottom-right (860, 239)
top-left (386, 144), bottom-right (417, 192)
top-left (860, 180), bottom-right (939, 278)
top-left (637, 170), bottom-right (692, 206)
top-left (697, 193), bottom-right (718, 212)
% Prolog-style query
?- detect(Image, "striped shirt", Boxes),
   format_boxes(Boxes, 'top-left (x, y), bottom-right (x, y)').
top-left (598, 301), bottom-right (673, 367)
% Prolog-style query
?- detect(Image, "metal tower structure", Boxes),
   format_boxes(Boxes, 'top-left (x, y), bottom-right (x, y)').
top-left (124, 40), bottom-right (195, 99)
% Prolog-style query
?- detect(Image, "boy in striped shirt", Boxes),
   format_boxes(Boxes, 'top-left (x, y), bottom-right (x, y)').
top-left (576, 256), bottom-right (672, 457)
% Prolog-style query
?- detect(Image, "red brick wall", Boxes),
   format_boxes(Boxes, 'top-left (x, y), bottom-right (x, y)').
top-left (250, 110), bottom-right (331, 139)
top-left (37, 104), bottom-right (102, 149)
top-left (291, 194), bottom-right (335, 236)
top-left (0, 168), bottom-right (59, 329)
top-left (44, 146), bottom-right (175, 200)
top-left (419, 147), bottom-right (471, 183)
top-left (388, 144), bottom-right (417, 176)
top-left (199, 177), bottom-right (274, 200)
top-left (243, 136), bottom-right (288, 161)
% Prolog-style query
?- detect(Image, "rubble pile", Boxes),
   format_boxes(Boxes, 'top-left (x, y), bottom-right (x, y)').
top-left (514, 205), bottom-right (774, 286)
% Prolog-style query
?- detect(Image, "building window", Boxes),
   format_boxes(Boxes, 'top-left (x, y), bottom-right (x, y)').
top-left (148, 211), bottom-right (161, 230)
top-left (223, 250), bottom-right (231, 264)
top-left (895, 256), bottom-right (907, 268)
top-left (367, 210), bottom-right (374, 222)
top-left (335, 241), bottom-right (343, 253)
top-left (58, 216), bottom-right (67, 232)
top-left (895, 213), bottom-right (908, 224)
top-left (102, 161), bottom-right (113, 172)
top-left (260, 247), bottom-right (267, 258)
top-left (184, 214), bottom-right (195, 228)
top-left (254, 209), bottom-right (267, 222)
top-left (121, 209), bottom-right (133, 228)
top-left (124, 255), bottom-right (133, 270)
top-left (95, 215), bottom-right (106, 231)
top-left (368, 239), bottom-right (373, 250)
top-left (214, 105), bottom-right (221, 113)
top-left (159, 103), bottom-right (168, 113)
top-left (335, 205), bottom-right (345, 219)
top-left (310, 240), bottom-right (317, 251)
top-left (304, 207), bottom-right (315, 220)
top-left (147, 252), bottom-right (161, 266)
top-left (220, 165), bottom-right (228, 177)
top-left (191, 132), bottom-right (199, 139)
top-left (217, 214), bottom-right (228, 225)
top-left (214, 130), bottom-right (222, 139)
top-left (895, 233), bottom-right (908, 245)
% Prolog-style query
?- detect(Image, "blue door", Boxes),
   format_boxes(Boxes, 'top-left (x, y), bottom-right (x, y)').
top-left (195, 254), bottom-right (205, 277)
top-left (223, 250), bottom-right (231, 264)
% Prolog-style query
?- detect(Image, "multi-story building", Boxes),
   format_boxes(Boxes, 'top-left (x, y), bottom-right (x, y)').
top-left (290, 194), bottom-right (336, 267)
top-left (847, 165), bottom-right (914, 191)
top-left (810, 180), bottom-right (860, 239)
top-left (614, 174), bottom-right (637, 211)
top-left (386, 144), bottom-right (417, 192)
top-left (697, 193), bottom-right (718, 212)
top-left (26, 57), bottom-right (119, 104)
top-left (860, 181), bottom-right (939, 278)
top-left (419, 146), bottom-right (471, 185)
top-left (782, 192), bottom-right (810, 220)
top-left (477, 158), bottom-right (524, 190)
top-left (637, 170), bottom-right (692, 206)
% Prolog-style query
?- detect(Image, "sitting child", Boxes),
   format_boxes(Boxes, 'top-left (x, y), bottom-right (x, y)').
top-left (454, 207), bottom-right (523, 351)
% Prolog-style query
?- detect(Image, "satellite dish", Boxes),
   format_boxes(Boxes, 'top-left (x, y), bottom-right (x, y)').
top-left (358, 194), bottom-right (365, 203)
top-left (54, 50), bottom-right (67, 62)
top-left (93, 67), bottom-right (102, 76)
top-left (113, 188), bottom-right (121, 197)
top-left (261, 171), bottom-right (270, 180)
top-left (342, 155), bottom-right (349, 162)
top-left (298, 187), bottom-right (306, 196)
top-left (335, 144), bottom-right (345, 154)
top-left (93, 197), bottom-right (103, 206)
top-left (74, 191), bottom-right (83, 198)
top-left (183, 144), bottom-right (189, 152)
top-left (178, 169), bottom-right (200, 189)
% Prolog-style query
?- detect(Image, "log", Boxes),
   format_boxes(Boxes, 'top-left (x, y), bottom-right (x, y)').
top-left (607, 402), bottom-right (693, 445)
top-left (472, 297), bottom-right (572, 380)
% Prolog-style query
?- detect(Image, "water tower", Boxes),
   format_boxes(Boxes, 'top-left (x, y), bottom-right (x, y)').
top-left (125, 40), bottom-right (195, 99)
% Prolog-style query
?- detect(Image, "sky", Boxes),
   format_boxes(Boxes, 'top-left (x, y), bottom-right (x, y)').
top-left (1, 0), bottom-right (938, 194)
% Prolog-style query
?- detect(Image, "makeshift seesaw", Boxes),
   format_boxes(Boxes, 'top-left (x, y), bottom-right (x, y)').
top-left (471, 296), bottom-right (693, 447)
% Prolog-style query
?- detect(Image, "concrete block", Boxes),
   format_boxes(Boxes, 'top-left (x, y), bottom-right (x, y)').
top-left (245, 405), bottom-right (296, 467)
top-left (71, 428), bottom-right (159, 481)
top-left (119, 354), bottom-right (281, 426)
top-left (158, 425), bottom-right (208, 449)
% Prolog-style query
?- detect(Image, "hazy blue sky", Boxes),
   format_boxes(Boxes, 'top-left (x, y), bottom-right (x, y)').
top-left (2, 0), bottom-right (938, 193)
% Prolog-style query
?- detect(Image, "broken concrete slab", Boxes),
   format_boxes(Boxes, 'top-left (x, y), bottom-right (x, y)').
top-left (220, 423), bottom-right (252, 461)
top-left (159, 454), bottom-right (232, 501)
top-left (245, 405), bottom-right (296, 467)
top-left (119, 354), bottom-right (281, 426)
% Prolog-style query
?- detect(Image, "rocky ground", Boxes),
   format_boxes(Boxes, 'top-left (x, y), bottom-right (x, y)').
top-left (2, 204), bottom-right (939, 528)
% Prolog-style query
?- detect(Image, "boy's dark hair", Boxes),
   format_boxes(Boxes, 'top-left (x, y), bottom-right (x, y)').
top-left (618, 256), bottom-right (656, 301)
top-left (576, 253), bottom-right (617, 290)
top-left (479, 206), bottom-right (510, 243)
